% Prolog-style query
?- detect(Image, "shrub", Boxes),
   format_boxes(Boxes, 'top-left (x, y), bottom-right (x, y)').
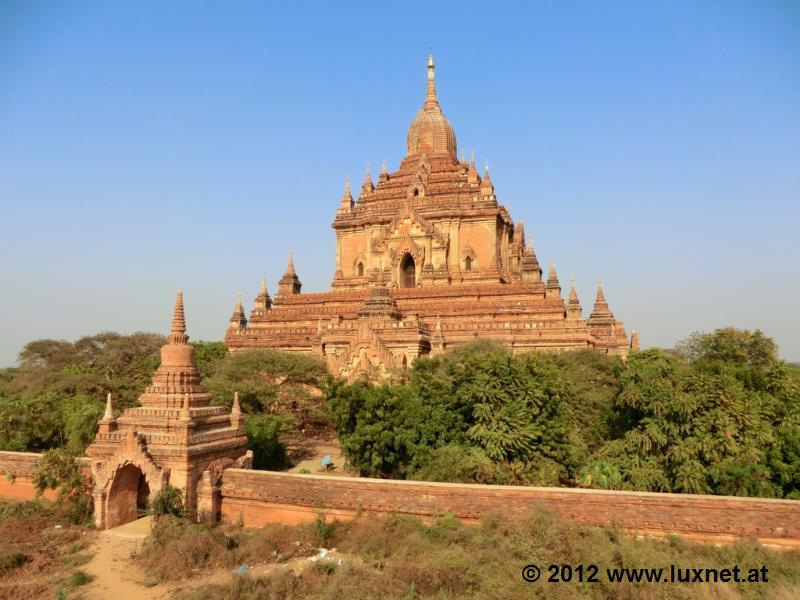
top-left (148, 484), bottom-right (184, 518)
top-left (0, 551), bottom-right (28, 575)
top-left (246, 414), bottom-right (290, 470)
top-left (69, 570), bottom-right (91, 586)
top-left (33, 448), bottom-right (93, 523)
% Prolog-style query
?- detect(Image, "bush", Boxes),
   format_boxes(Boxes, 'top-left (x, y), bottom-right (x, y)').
top-left (0, 551), bottom-right (28, 575)
top-left (149, 484), bottom-right (184, 518)
top-left (246, 414), bottom-right (290, 470)
top-left (33, 448), bottom-right (93, 523)
top-left (135, 516), bottom-right (238, 582)
top-left (69, 570), bottom-right (91, 586)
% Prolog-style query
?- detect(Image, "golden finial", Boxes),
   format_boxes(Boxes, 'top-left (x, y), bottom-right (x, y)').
top-left (425, 52), bottom-right (438, 106)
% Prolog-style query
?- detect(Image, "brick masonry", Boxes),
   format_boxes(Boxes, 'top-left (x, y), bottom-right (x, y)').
top-left (0, 451), bottom-right (57, 501)
top-left (217, 469), bottom-right (800, 549)
top-left (4, 450), bottom-right (799, 549)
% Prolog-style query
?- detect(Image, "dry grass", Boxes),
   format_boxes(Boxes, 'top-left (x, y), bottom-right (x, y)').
top-left (132, 510), bottom-right (800, 599)
top-left (0, 500), bottom-right (94, 600)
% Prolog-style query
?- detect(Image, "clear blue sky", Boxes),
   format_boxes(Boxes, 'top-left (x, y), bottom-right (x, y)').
top-left (1, 1), bottom-right (798, 366)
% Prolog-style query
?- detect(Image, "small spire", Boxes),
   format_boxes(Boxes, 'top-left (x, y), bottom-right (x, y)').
top-left (103, 392), bottom-right (114, 420)
top-left (484, 160), bottom-right (490, 178)
top-left (169, 291), bottom-right (188, 344)
top-left (588, 280), bottom-right (614, 323)
top-left (470, 150), bottom-right (476, 170)
top-left (548, 259), bottom-right (558, 282)
top-left (230, 294), bottom-right (247, 329)
top-left (344, 177), bottom-right (351, 196)
top-left (425, 53), bottom-right (438, 107)
top-left (461, 149), bottom-right (465, 163)
top-left (181, 391), bottom-right (191, 420)
top-left (286, 252), bottom-right (296, 275)
top-left (381, 159), bottom-right (387, 175)
top-left (260, 277), bottom-right (268, 296)
top-left (362, 163), bottom-right (374, 194)
top-left (545, 259), bottom-right (561, 298)
top-left (596, 280), bottom-right (606, 302)
top-left (566, 276), bottom-right (581, 319)
top-left (232, 391), bottom-right (241, 415)
top-left (435, 314), bottom-right (442, 332)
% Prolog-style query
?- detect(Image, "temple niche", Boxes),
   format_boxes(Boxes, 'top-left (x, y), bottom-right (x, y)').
top-left (225, 56), bottom-right (639, 380)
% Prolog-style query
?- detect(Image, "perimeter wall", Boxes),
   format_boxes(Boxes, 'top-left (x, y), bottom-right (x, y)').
top-left (216, 469), bottom-right (800, 549)
top-left (3, 451), bottom-right (799, 549)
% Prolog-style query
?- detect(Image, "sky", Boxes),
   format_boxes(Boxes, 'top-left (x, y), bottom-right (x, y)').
top-left (0, 1), bottom-right (798, 366)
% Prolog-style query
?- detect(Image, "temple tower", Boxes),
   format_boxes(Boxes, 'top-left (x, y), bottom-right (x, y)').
top-left (86, 292), bottom-right (250, 529)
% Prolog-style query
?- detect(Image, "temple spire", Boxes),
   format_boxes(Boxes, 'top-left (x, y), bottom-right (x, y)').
top-left (169, 291), bottom-right (188, 344)
top-left (588, 280), bottom-right (615, 323)
top-left (230, 391), bottom-right (244, 431)
top-left (103, 392), bottom-right (114, 420)
top-left (230, 294), bottom-right (247, 330)
top-left (362, 163), bottom-right (374, 194)
top-left (468, 150), bottom-right (479, 185)
top-left (250, 277), bottom-right (272, 319)
top-left (425, 53), bottom-right (438, 107)
top-left (480, 160), bottom-right (494, 196)
top-left (545, 259), bottom-right (561, 299)
top-left (277, 252), bottom-right (302, 296)
top-left (567, 276), bottom-right (582, 319)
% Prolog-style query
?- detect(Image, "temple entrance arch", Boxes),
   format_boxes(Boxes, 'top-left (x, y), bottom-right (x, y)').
top-left (105, 463), bottom-right (150, 528)
top-left (400, 254), bottom-right (416, 288)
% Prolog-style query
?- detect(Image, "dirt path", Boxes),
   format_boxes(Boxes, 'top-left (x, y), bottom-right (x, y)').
top-left (80, 517), bottom-right (172, 599)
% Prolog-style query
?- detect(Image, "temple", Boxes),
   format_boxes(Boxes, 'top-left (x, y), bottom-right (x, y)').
top-left (86, 292), bottom-right (250, 528)
top-left (226, 56), bottom-right (638, 379)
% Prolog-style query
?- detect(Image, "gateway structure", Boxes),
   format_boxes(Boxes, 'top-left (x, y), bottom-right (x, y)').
top-left (226, 56), bottom-right (638, 379)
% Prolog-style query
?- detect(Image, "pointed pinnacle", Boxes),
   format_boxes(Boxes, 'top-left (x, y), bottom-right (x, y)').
top-left (171, 290), bottom-right (186, 336)
top-left (103, 392), bottom-right (114, 420)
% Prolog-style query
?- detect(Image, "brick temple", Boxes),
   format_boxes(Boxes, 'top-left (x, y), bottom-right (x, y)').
top-left (87, 292), bottom-right (250, 528)
top-left (226, 56), bottom-right (638, 380)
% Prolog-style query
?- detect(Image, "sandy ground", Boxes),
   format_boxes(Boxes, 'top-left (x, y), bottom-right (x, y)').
top-left (79, 516), bottom-right (171, 599)
top-left (285, 438), bottom-right (352, 477)
top-left (78, 515), bottom-right (348, 599)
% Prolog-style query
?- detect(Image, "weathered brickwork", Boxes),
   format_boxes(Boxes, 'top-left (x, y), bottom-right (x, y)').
top-left (0, 451), bottom-right (51, 501)
top-left (3, 450), bottom-right (798, 548)
top-left (226, 56), bottom-right (639, 380)
top-left (84, 293), bottom-right (251, 528)
top-left (217, 470), bottom-right (800, 549)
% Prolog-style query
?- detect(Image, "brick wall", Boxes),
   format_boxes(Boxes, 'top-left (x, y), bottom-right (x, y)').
top-left (0, 451), bottom-right (57, 501)
top-left (218, 469), bottom-right (800, 549)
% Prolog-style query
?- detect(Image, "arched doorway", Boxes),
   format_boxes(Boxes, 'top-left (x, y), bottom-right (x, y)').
top-left (106, 464), bottom-right (150, 528)
top-left (400, 254), bottom-right (416, 288)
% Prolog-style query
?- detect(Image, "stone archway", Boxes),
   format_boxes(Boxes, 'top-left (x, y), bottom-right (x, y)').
top-left (105, 463), bottom-right (150, 528)
top-left (400, 254), bottom-right (416, 288)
